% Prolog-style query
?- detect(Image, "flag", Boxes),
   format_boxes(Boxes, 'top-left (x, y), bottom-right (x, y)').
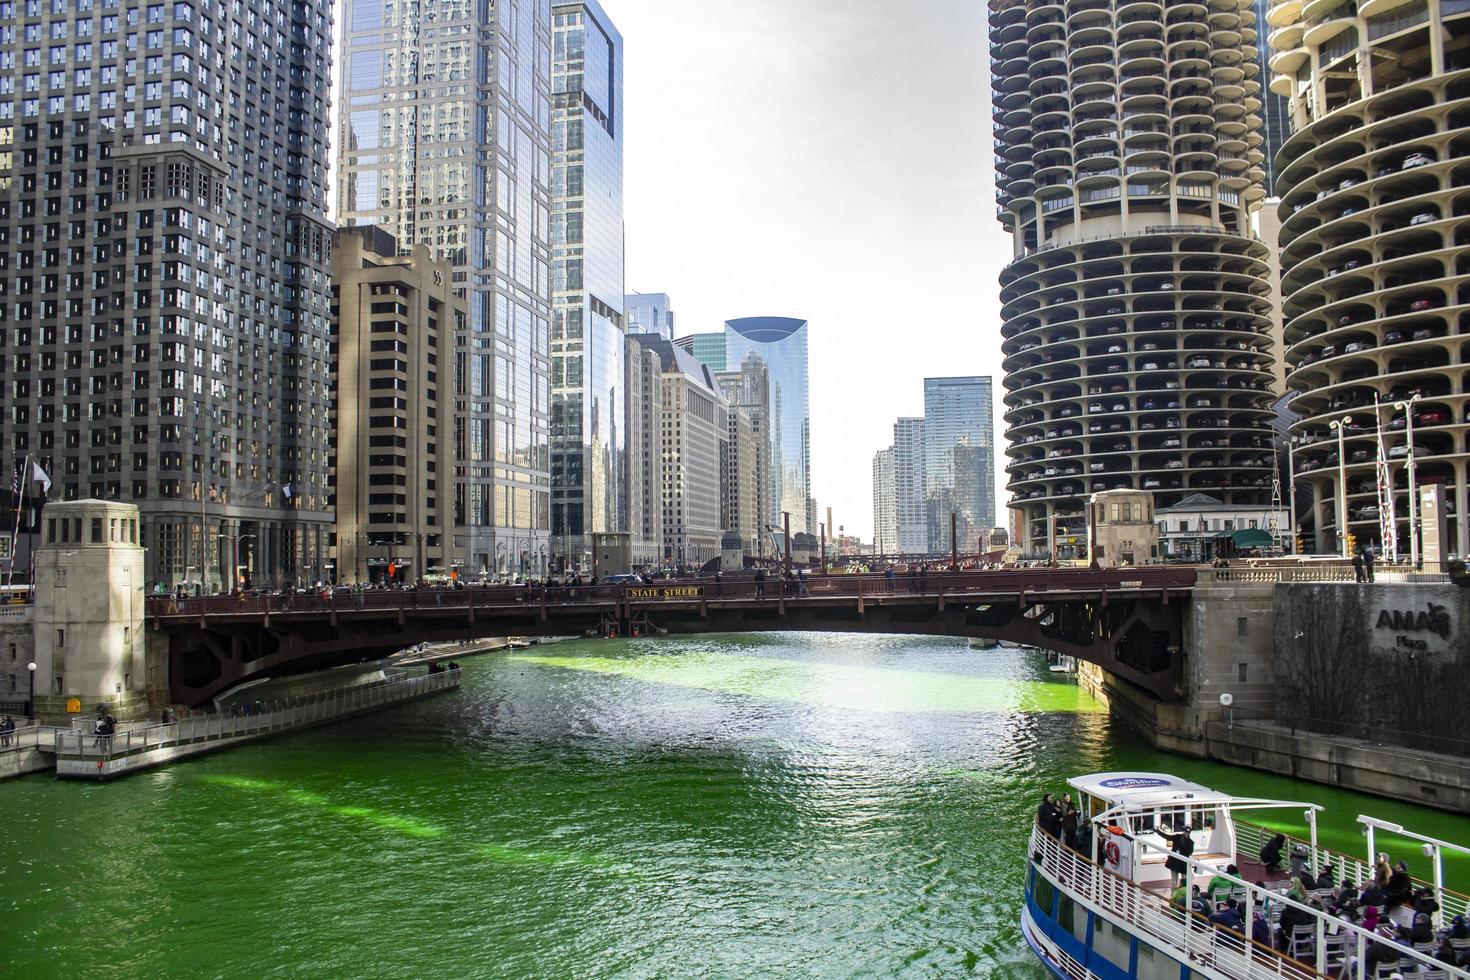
top-left (30, 461), bottom-right (51, 495)
top-left (282, 483), bottom-right (292, 499)
top-left (9, 463), bottom-right (18, 502)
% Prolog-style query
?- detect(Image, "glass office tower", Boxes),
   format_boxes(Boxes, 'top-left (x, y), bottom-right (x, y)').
top-left (624, 292), bottom-right (675, 340)
top-left (676, 331), bottom-right (727, 373)
top-left (338, 0), bottom-right (553, 578)
top-left (724, 317), bottom-right (811, 534)
top-left (923, 377), bottom-right (996, 552)
top-left (550, 0), bottom-right (623, 574)
top-left (0, 0), bottom-right (336, 590)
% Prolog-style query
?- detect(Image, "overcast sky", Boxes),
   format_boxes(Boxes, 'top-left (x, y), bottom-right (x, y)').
top-left (617, 0), bottom-right (1012, 540)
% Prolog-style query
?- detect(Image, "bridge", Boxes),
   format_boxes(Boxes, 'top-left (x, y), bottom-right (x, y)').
top-left (148, 566), bottom-right (1198, 706)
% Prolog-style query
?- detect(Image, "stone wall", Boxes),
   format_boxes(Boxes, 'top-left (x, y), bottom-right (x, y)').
top-left (1272, 583), bottom-right (1468, 755)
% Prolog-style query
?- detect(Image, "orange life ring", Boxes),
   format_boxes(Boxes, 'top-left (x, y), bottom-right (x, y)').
top-left (1105, 840), bottom-right (1121, 865)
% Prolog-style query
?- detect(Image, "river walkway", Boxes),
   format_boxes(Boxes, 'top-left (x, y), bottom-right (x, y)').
top-left (3, 667), bottom-right (461, 782)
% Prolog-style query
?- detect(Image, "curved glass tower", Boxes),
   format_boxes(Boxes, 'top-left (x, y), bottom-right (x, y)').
top-left (1269, 0), bottom-right (1470, 557)
top-left (990, 0), bottom-right (1279, 557)
top-left (724, 317), bottom-right (812, 534)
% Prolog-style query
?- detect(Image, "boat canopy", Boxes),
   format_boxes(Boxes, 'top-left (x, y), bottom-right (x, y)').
top-left (1068, 771), bottom-right (1220, 807)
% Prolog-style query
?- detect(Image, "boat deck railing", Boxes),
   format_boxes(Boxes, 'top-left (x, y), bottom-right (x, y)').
top-left (1236, 819), bottom-right (1470, 921)
top-left (53, 668), bottom-right (460, 777)
top-left (1031, 825), bottom-right (1469, 980)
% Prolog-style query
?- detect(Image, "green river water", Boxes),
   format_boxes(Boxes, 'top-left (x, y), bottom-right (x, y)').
top-left (4, 633), bottom-right (1468, 978)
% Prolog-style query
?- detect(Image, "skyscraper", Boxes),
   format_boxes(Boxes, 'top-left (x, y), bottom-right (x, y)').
top-left (990, 0), bottom-right (1278, 558)
top-left (550, 0), bottom-right (623, 574)
top-left (331, 228), bottom-right (466, 584)
top-left (923, 377), bottom-right (996, 552)
top-left (724, 317), bottom-right (811, 533)
top-left (893, 418), bottom-right (927, 555)
top-left (715, 354), bottom-right (773, 558)
top-left (1268, 0), bottom-right (1470, 557)
top-left (676, 331), bottom-right (727, 373)
top-left (872, 448), bottom-right (896, 555)
top-left (338, 0), bottom-right (553, 578)
top-left (1251, 0), bottom-right (1291, 196)
top-left (624, 292), bottom-right (675, 341)
top-left (0, 0), bottom-right (337, 590)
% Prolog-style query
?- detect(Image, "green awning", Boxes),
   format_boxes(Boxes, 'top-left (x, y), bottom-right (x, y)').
top-left (1228, 528), bottom-right (1275, 549)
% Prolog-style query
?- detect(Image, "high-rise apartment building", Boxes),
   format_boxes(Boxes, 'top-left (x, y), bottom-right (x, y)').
top-left (625, 292), bottom-right (675, 341)
top-left (623, 334), bottom-right (663, 567)
top-left (923, 376), bottom-right (996, 552)
top-left (331, 227), bottom-right (466, 584)
top-left (872, 447), bottom-right (896, 555)
top-left (990, 0), bottom-right (1279, 558)
top-left (549, 0), bottom-right (623, 575)
top-left (1268, 0), bottom-right (1470, 557)
top-left (338, 0), bottom-right (553, 579)
top-left (715, 353), bottom-right (772, 558)
top-left (724, 317), bottom-right (811, 534)
top-left (894, 417), bottom-right (927, 554)
top-left (0, 0), bottom-right (336, 590)
top-left (626, 334), bottom-right (727, 568)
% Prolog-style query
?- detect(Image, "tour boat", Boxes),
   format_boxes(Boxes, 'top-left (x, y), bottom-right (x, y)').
top-left (1021, 772), bottom-right (1470, 980)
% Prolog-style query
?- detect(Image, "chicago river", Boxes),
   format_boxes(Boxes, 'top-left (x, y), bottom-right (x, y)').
top-left (4, 635), bottom-right (1467, 977)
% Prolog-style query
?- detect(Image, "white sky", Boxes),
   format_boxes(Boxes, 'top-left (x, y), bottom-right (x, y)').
top-left (617, 0), bottom-right (1014, 540)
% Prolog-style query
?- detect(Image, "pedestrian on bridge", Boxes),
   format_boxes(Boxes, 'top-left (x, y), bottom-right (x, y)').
top-left (755, 568), bottom-right (766, 598)
top-left (0, 715), bottom-right (13, 746)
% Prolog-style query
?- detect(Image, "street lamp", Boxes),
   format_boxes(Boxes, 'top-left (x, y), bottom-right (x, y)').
top-left (1328, 416), bottom-right (1353, 558)
top-left (1394, 393), bottom-right (1423, 568)
top-left (26, 661), bottom-right (36, 721)
top-left (1286, 435), bottom-right (1300, 554)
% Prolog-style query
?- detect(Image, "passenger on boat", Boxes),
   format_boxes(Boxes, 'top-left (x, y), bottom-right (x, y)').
top-left (1162, 823), bottom-right (1195, 889)
top-left (1190, 886), bottom-right (1211, 919)
top-left (1059, 796), bottom-right (1079, 848)
top-left (1259, 832), bottom-right (1287, 873)
top-left (1036, 794), bottom-right (1061, 838)
top-left (1314, 863), bottom-right (1337, 892)
top-left (1208, 900), bottom-right (1244, 933)
top-left (1251, 911), bottom-right (1272, 948)
top-left (1207, 864), bottom-right (1240, 905)
top-left (1289, 843), bottom-right (1312, 881)
top-left (1276, 884), bottom-right (1315, 953)
top-left (1411, 910), bottom-right (1436, 946)
top-left (1374, 852), bottom-right (1393, 888)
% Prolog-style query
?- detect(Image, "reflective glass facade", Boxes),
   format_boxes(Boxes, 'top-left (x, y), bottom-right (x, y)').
top-left (338, 0), bottom-right (554, 577)
top-left (724, 317), bottom-right (810, 534)
top-left (923, 377), bottom-right (996, 551)
top-left (550, 0), bottom-right (623, 572)
top-left (677, 331), bottom-right (726, 373)
top-left (624, 292), bottom-right (675, 340)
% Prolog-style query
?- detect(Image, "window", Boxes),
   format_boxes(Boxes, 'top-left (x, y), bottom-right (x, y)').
top-left (56, 628), bottom-right (64, 648)
top-left (91, 517), bottom-right (103, 542)
top-left (1236, 618), bottom-right (1248, 638)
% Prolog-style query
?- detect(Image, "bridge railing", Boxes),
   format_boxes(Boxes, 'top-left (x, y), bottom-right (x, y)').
top-left (53, 668), bottom-right (461, 772)
top-left (0, 724), bottom-right (69, 755)
top-left (1200, 562), bottom-right (1452, 585)
top-left (147, 567), bottom-right (1200, 619)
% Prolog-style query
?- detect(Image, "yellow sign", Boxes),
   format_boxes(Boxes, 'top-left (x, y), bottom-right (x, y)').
top-left (627, 586), bottom-right (705, 600)
top-left (66, 698), bottom-right (82, 713)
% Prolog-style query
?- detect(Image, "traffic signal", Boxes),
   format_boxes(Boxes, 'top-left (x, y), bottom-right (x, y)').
top-left (1294, 535), bottom-right (1305, 555)
top-left (1345, 533), bottom-right (1357, 556)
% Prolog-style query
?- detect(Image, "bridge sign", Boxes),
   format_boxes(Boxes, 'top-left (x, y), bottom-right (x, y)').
top-left (627, 585), bottom-right (705, 600)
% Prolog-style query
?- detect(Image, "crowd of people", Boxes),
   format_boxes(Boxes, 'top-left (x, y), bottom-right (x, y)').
top-left (1035, 794), bottom-right (1467, 974)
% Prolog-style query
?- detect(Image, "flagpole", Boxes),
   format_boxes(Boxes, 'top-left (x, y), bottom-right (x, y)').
top-left (7, 454), bottom-right (31, 587)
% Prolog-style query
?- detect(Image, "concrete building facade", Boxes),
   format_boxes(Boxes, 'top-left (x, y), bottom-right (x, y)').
top-left (627, 334), bottom-right (727, 569)
top-left (623, 336), bottom-right (664, 568)
top-left (550, 0), bottom-right (624, 576)
top-left (872, 447), bottom-right (897, 556)
top-left (0, 0), bottom-right (337, 590)
top-left (715, 353), bottom-right (772, 559)
top-left (331, 227), bottom-right (467, 584)
top-left (1155, 492), bottom-right (1288, 561)
top-left (894, 417), bottom-right (927, 554)
top-left (991, 0), bottom-right (1279, 559)
top-left (1267, 0), bottom-right (1470, 558)
top-left (337, 0), bottom-right (554, 578)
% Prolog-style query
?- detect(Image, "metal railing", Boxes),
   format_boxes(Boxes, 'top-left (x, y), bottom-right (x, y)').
top-left (0, 724), bottom-right (68, 755)
top-left (1234, 818), bottom-right (1470, 921)
top-left (1031, 825), bottom-right (1320, 980)
top-left (1031, 824), bottom-right (1468, 980)
top-left (1200, 561), bottom-right (1452, 584)
top-left (53, 668), bottom-right (460, 773)
top-left (148, 567), bottom-right (1202, 621)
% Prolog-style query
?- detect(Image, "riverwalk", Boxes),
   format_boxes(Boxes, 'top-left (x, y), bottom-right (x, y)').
top-left (2, 667), bottom-right (461, 781)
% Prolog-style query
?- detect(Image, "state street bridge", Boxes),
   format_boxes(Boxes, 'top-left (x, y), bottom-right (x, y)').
top-left (149, 568), bottom-right (1197, 707)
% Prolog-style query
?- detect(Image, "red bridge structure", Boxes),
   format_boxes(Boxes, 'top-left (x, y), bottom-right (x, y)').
top-left (148, 566), bottom-right (1198, 707)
